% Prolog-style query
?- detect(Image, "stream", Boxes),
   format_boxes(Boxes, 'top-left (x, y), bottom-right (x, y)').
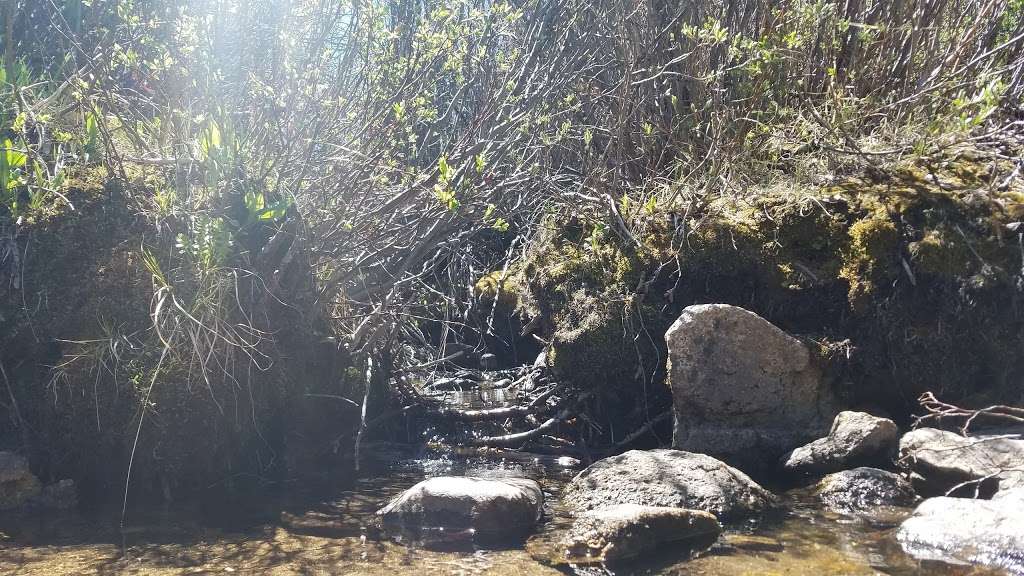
top-left (0, 444), bottom-right (1009, 576)
top-left (0, 382), bottom-right (1013, 575)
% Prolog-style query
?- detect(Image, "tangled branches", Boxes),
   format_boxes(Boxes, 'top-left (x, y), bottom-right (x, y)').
top-left (4, 0), bottom-right (1023, 465)
top-left (914, 392), bottom-right (1024, 435)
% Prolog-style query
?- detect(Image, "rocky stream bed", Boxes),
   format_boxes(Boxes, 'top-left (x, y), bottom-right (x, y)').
top-left (2, 305), bottom-right (1022, 575)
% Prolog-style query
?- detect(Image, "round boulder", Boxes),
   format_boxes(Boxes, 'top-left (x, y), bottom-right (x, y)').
top-left (561, 449), bottom-right (775, 521)
top-left (376, 476), bottom-right (543, 538)
top-left (561, 504), bottom-right (721, 564)
top-left (816, 467), bottom-right (916, 512)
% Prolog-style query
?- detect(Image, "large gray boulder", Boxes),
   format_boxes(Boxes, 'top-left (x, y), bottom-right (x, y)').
top-left (782, 411), bottom-right (899, 475)
top-left (899, 428), bottom-right (1024, 496)
top-left (665, 304), bottom-right (837, 470)
top-left (816, 467), bottom-right (916, 513)
top-left (376, 476), bottom-right (543, 537)
top-left (0, 451), bottom-right (41, 510)
top-left (897, 492), bottom-right (1024, 574)
top-left (561, 449), bottom-right (775, 521)
top-left (560, 504), bottom-right (721, 564)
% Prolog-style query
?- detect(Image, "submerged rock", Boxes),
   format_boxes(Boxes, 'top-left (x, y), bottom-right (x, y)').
top-left (560, 504), bottom-right (721, 564)
top-left (782, 411), bottom-right (899, 475)
top-left (376, 476), bottom-right (543, 539)
top-left (897, 492), bottom-right (1024, 574)
top-left (899, 428), bottom-right (1024, 496)
top-left (34, 479), bottom-right (78, 510)
top-left (0, 451), bottom-right (42, 510)
top-left (561, 449), bottom-right (774, 521)
top-left (666, 304), bottom-right (837, 471)
top-left (816, 467), bottom-right (916, 512)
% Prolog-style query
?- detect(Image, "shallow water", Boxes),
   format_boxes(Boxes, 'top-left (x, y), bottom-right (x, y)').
top-left (0, 446), bottom-right (1010, 576)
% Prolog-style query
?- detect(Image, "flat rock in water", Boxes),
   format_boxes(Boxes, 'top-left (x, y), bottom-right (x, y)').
top-left (376, 476), bottom-right (543, 538)
top-left (561, 449), bottom-right (774, 521)
top-left (816, 467), bottom-right (916, 512)
top-left (560, 504), bottom-right (721, 564)
top-left (897, 491), bottom-right (1024, 574)
top-left (899, 428), bottom-right (1024, 496)
top-left (782, 411), bottom-right (899, 475)
top-left (665, 304), bottom-right (837, 471)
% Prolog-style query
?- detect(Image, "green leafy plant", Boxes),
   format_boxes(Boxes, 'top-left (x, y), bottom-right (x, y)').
top-left (0, 139), bottom-right (27, 213)
top-left (82, 109), bottom-right (102, 162)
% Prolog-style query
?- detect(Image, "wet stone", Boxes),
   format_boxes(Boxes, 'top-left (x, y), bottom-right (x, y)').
top-left (561, 449), bottom-right (775, 521)
top-left (376, 476), bottom-right (543, 544)
top-left (559, 504), bottom-right (721, 564)
top-left (897, 491), bottom-right (1024, 574)
top-left (816, 467), bottom-right (916, 513)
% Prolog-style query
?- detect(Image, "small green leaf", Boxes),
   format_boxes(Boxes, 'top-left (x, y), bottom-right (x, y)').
top-left (5, 140), bottom-right (26, 168)
top-left (438, 156), bottom-right (451, 182)
top-left (200, 121), bottom-right (222, 159)
top-left (244, 189), bottom-right (265, 215)
top-left (644, 196), bottom-right (657, 215)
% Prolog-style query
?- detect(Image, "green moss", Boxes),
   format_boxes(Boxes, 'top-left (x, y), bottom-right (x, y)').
top-left (473, 270), bottom-right (518, 308)
top-left (840, 210), bottom-right (899, 310)
top-left (548, 291), bottom-right (629, 384)
top-left (751, 195), bottom-right (849, 287)
top-left (909, 229), bottom-right (972, 277)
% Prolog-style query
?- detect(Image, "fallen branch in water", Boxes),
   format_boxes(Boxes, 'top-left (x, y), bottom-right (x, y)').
top-left (914, 392), bottom-right (1024, 434)
top-left (438, 404), bottom-right (532, 422)
top-left (465, 406), bottom-right (575, 447)
top-left (461, 390), bottom-right (595, 448)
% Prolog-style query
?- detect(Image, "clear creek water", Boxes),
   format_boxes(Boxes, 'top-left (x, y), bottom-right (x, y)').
top-left (0, 445), bottom-right (1009, 576)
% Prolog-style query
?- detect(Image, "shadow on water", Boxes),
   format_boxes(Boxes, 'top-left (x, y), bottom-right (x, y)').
top-left (0, 446), bottom-right (1013, 575)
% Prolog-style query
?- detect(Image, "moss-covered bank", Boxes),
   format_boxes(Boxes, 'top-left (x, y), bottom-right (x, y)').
top-left (510, 146), bottom-right (1024, 439)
